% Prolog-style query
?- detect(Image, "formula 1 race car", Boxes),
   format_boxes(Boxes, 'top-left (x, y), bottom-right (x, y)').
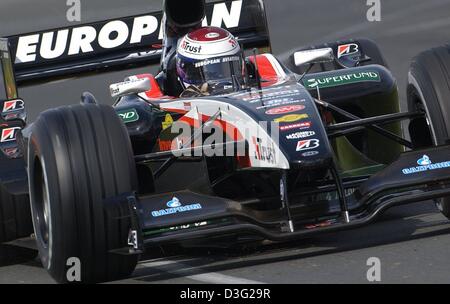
top-left (1, 0), bottom-right (450, 283)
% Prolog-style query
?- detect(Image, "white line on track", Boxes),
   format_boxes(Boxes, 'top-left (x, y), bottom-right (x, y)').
top-left (137, 259), bottom-right (265, 284)
top-left (185, 272), bottom-right (263, 284)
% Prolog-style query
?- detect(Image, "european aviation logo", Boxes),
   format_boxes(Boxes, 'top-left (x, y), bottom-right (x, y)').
top-left (151, 197), bottom-right (202, 217)
top-left (402, 155), bottom-right (450, 175)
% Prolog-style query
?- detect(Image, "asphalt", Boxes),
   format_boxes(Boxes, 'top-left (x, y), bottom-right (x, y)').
top-left (1, 0), bottom-right (450, 284)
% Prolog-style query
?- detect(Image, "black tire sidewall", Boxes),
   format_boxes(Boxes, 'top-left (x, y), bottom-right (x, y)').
top-left (28, 110), bottom-right (75, 282)
top-left (408, 47), bottom-right (450, 144)
top-left (28, 105), bottom-right (138, 283)
top-left (407, 45), bottom-right (450, 217)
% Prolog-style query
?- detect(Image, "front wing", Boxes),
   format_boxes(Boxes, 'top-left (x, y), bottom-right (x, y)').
top-left (107, 144), bottom-right (450, 254)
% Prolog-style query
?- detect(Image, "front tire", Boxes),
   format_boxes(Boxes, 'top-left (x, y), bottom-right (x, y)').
top-left (28, 104), bottom-right (139, 283)
top-left (408, 44), bottom-right (450, 218)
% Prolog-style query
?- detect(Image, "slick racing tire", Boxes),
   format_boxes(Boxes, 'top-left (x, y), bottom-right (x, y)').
top-left (407, 44), bottom-right (450, 219)
top-left (28, 104), bottom-right (139, 283)
top-left (0, 185), bottom-right (33, 244)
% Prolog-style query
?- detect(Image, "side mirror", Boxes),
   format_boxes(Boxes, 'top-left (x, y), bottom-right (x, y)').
top-left (110, 77), bottom-right (151, 98)
top-left (293, 48), bottom-right (335, 67)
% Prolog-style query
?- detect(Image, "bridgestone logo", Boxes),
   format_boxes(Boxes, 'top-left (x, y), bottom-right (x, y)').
top-left (304, 71), bottom-right (381, 89)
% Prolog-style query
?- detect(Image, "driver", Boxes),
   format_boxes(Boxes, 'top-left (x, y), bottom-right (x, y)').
top-left (175, 26), bottom-right (245, 97)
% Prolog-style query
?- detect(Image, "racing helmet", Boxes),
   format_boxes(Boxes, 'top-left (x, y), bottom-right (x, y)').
top-left (176, 26), bottom-right (244, 92)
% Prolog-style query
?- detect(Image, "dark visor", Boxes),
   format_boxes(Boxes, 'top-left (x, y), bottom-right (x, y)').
top-left (177, 55), bottom-right (243, 87)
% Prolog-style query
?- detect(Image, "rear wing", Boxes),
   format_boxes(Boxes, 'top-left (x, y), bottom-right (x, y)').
top-left (6, 0), bottom-right (271, 86)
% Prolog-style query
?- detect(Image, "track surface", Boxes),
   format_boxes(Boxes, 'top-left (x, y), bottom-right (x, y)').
top-left (1, 0), bottom-right (450, 284)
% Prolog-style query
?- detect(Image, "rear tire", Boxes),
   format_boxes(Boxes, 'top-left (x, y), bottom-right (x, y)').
top-left (28, 104), bottom-right (139, 283)
top-left (407, 44), bottom-right (450, 219)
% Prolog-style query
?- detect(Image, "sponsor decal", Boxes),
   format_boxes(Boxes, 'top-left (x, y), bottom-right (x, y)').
top-left (194, 56), bottom-right (240, 68)
top-left (274, 114), bottom-right (309, 123)
top-left (279, 122), bottom-right (311, 131)
top-left (110, 77), bottom-right (149, 98)
top-left (151, 197), bottom-right (203, 217)
top-left (296, 139), bottom-right (320, 152)
top-left (162, 114), bottom-right (174, 130)
top-left (169, 221), bottom-right (208, 232)
top-left (158, 139), bottom-right (172, 151)
top-left (183, 102), bottom-right (192, 111)
top-left (304, 71), bottom-right (380, 89)
top-left (252, 136), bottom-right (276, 164)
top-left (234, 85), bottom-right (293, 97)
top-left (402, 155), bottom-right (450, 175)
top-left (117, 108), bottom-right (139, 123)
top-left (286, 131), bottom-right (315, 140)
top-left (205, 32), bottom-right (220, 39)
top-left (302, 151), bottom-right (319, 157)
top-left (14, 1), bottom-right (243, 64)
top-left (337, 43), bottom-right (359, 59)
top-left (166, 197), bottom-right (182, 208)
top-left (2, 99), bottom-right (24, 113)
top-left (244, 89), bottom-right (301, 103)
top-left (256, 98), bottom-right (306, 110)
top-left (265, 105), bottom-right (305, 115)
top-left (181, 40), bottom-right (203, 54)
top-left (417, 155), bottom-right (432, 166)
top-left (145, 221), bottom-right (212, 235)
top-left (194, 58), bottom-right (220, 67)
top-left (159, 137), bottom-right (183, 151)
top-left (1, 127), bottom-right (21, 142)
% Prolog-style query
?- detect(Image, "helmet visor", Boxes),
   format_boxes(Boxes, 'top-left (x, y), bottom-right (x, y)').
top-left (177, 55), bottom-right (244, 88)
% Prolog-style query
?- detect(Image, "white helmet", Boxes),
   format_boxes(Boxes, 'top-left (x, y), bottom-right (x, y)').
top-left (176, 26), bottom-right (244, 91)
